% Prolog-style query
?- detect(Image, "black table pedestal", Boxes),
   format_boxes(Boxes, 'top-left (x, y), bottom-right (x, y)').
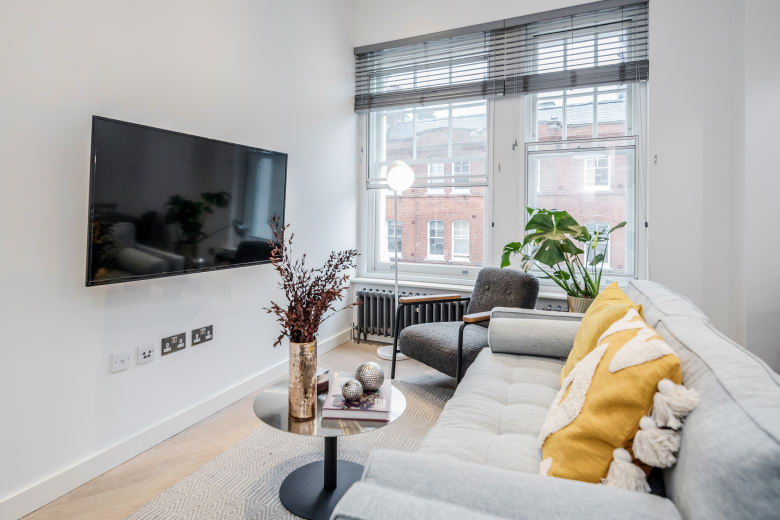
top-left (279, 436), bottom-right (363, 520)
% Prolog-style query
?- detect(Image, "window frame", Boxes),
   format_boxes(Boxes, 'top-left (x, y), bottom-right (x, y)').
top-left (386, 219), bottom-right (402, 259)
top-left (428, 163), bottom-right (445, 194)
top-left (452, 220), bottom-right (470, 260)
top-left (584, 155), bottom-right (611, 191)
top-left (427, 220), bottom-right (445, 260)
top-left (451, 161), bottom-right (471, 194)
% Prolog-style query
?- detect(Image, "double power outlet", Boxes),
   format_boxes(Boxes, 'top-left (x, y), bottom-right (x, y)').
top-left (111, 326), bottom-right (213, 373)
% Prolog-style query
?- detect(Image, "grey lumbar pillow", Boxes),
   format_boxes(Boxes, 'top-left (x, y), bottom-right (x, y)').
top-left (488, 318), bottom-right (582, 358)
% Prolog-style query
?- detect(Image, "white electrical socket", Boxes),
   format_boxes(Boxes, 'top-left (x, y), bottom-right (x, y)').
top-left (111, 348), bottom-right (131, 373)
top-left (137, 342), bottom-right (155, 365)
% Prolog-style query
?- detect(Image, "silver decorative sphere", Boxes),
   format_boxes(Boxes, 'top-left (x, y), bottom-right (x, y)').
top-left (341, 379), bottom-right (364, 401)
top-left (355, 362), bottom-right (385, 392)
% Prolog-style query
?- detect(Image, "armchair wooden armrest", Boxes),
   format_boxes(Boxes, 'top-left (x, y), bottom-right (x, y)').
top-left (398, 293), bottom-right (463, 304)
top-left (462, 311), bottom-right (491, 323)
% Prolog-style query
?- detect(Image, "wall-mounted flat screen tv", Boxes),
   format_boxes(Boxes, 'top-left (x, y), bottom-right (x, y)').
top-left (86, 116), bottom-right (287, 286)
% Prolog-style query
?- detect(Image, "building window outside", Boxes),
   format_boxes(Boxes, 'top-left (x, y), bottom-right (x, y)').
top-left (428, 220), bottom-right (444, 259)
top-left (585, 156), bottom-right (610, 190)
top-left (452, 220), bottom-right (469, 259)
top-left (387, 219), bottom-right (401, 256)
top-left (428, 163), bottom-right (445, 194)
top-left (585, 222), bottom-right (611, 266)
top-left (452, 161), bottom-right (470, 194)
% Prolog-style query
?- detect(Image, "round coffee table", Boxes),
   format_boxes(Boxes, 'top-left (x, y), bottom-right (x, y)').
top-left (253, 371), bottom-right (407, 520)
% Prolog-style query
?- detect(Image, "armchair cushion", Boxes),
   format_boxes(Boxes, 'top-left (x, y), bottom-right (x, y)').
top-left (489, 318), bottom-right (581, 359)
top-left (399, 322), bottom-right (488, 378)
top-left (467, 267), bottom-right (539, 327)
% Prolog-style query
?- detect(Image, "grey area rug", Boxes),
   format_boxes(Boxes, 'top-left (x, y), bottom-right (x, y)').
top-left (125, 381), bottom-right (453, 520)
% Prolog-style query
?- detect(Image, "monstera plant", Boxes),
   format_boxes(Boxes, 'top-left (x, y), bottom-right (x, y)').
top-left (501, 207), bottom-right (625, 299)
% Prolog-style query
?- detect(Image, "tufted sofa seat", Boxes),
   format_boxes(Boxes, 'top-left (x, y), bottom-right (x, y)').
top-left (417, 351), bottom-right (563, 473)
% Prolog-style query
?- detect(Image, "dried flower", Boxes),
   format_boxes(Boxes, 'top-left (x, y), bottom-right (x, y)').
top-left (263, 216), bottom-right (360, 346)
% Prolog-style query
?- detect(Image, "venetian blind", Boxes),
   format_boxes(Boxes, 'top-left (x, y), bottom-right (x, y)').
top-left (354, 1), bottom-right (648, 112)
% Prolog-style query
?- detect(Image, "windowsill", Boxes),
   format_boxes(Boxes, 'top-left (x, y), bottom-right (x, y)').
top-left (352, 276), bottom-right (475, 293)
top-left (426, 256), bottom-right (445, 261)
top-left (450, 257), bottom-right (470, 263)
top-left (353, 276), bottom-right (569, 300)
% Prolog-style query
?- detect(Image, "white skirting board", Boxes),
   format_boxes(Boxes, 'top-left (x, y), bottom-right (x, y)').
top-left (0, 328), bottom-right (352, 520)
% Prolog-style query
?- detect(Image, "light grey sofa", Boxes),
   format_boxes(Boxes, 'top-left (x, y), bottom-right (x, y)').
top-left (332, 281), bottom-right (780, 520)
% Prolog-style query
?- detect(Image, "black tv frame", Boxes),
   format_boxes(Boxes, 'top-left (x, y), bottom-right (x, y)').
top-left (85, 116), bottom-right (288, 287)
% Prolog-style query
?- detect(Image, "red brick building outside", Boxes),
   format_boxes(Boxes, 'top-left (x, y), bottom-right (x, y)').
top-left (379, 96), bottom-right (631, 274)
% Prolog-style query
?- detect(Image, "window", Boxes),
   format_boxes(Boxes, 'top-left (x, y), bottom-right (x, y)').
top-left (387, 220), bottom-right (401, 256)
top-left (428, 220), bottom-right (444, 259)
top-left (452, 221), bottom-right (469, 258)
top-left (526, 83), bottom-right (638, 278)
top-left (428, 163), bottom-right (444, 194)
top-left (585, 156), bottom-right (610, 190)
top-left (366, 100), bottom-right (488, 277)
top-left (452, 161), bottom-right (470, 194)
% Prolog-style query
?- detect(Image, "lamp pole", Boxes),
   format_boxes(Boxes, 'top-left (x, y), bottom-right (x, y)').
top-left (376, 161), bottom-right (413, 362)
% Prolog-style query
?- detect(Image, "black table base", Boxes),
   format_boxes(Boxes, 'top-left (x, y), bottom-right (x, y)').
top-left (279, 437), bottom-right (363, 520)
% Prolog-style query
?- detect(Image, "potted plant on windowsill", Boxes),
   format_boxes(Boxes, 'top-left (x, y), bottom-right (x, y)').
top-left (501, 207), bottom-right (625, 313)
top-left (264, 216), bottom-right (359, 421)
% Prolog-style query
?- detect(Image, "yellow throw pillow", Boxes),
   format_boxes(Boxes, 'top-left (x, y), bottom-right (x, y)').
top-left (539, 308), bottom-right (683, 487)
top-left (560, 282), bottom-right (643, 384)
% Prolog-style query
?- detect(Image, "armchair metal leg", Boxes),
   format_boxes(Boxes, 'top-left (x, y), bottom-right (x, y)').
top-left (391, 305), bottom-right (402, 380)
top-left (456, 322), bottom-right (467, 385)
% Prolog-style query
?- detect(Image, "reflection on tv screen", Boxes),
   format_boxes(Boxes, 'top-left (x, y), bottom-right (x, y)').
top-left (87, 117), bottom-right (287, 286)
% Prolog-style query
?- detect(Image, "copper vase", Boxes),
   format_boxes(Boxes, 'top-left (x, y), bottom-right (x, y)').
top-left (288, 340), bottom-right (318, 421)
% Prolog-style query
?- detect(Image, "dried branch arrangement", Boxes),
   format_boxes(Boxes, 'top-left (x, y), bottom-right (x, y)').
top-left (264, 216), bottom-right (359, 346)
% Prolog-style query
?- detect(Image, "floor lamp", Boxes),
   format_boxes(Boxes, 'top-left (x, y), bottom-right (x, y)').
top-left (376, 160), bottom-right (414, 362)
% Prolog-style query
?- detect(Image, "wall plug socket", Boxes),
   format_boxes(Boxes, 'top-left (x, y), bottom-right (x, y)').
top-left (137, 342), bottom-right (155, 365)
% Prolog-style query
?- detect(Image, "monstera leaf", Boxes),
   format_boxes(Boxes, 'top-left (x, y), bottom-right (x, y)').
top-left (522, 208), bottom-right (587, 268)
top-left (501, 207), bottom-right (626, 299)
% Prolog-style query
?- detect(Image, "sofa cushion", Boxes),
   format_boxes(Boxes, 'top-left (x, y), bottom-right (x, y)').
top-left (562, 282), bottom-right (643, 384)
top-left (655, 316), bottom-right (780, 520)
top-left (489, 318), bottom-right (581, 359)
top-left (625, 280), bottom-right (708, 329)
top-left (540, 308), bottom-right (685, 486)
top-left (399, 322), bottom-right (488, 378)
top-left (418, 349), bottom-right (563, 473)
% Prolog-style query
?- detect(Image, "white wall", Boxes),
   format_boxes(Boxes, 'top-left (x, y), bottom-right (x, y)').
top-left (354, 0), bottom-right (582, 48)
top-left (647, 0), bottom-right (746, 345)
top-left (354, 0), bottom-right (780, 372)
top-left (744, 0), bottom-right (780, 371)
top-left (0, 0), bottom-right (356, 516)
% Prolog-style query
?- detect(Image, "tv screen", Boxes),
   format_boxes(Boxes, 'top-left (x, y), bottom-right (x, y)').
top-left (86, 116), bottom-right (287, 286)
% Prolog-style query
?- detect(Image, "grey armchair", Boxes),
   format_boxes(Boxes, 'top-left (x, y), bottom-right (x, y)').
top-left (391, 268), bottom-right (539, 383)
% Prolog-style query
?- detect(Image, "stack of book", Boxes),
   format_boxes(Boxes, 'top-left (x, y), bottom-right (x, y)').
top-left (322, 376), bottom-right (392, 421)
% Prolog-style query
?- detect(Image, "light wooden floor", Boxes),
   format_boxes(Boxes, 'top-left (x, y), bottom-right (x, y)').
top-left (23, 339), bottom-right (454, 520)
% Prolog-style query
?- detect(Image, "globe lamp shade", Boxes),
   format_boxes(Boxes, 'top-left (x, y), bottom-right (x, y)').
top-left (386, 161), bottom-right (414, 192)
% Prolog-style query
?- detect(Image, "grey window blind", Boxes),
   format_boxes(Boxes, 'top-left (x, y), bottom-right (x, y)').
top-left (355, 2), bottom-right (648, 112)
